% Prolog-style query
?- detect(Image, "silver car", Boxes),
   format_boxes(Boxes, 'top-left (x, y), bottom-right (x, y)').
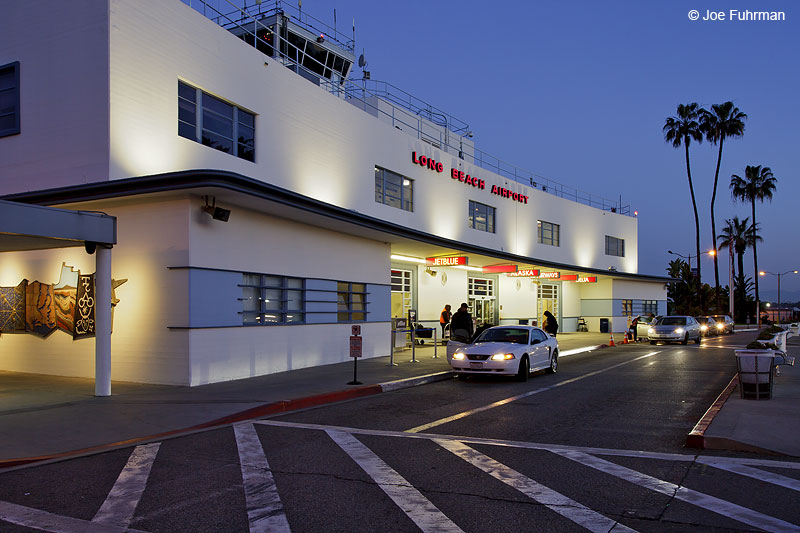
top-left (648, 315), bottom-right (702, 345)
top-left (710, 314), bottom-right (735, 335)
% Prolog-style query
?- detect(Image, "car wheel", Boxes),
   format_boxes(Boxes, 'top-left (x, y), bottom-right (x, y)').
top-left (516, 355), bottom-right (530, 382)
top-left (681, 333), bottom-right (688, 345)
top-left (650, 340), bottom-right (656, 345)
top-left (695, 335), bottom-right (701, 344)
top-left (546, 350), bottom-right (558, 374)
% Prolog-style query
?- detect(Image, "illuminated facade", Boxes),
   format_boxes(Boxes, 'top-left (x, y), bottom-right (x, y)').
top-left (0, 0), bottom-right (667, 386)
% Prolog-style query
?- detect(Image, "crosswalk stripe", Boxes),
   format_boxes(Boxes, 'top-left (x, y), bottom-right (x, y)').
top-left (92, 442), bottom-right (160, 528)
top-left (434, 439), bottom-right (638, 533)
top-left (697, 459), bottom-right (800, 492)
top-left (234, 423), bottom-right (291, 533)
top-left (406, 351), bottom-right (660, 433)
top-left (1, 499), bottom-right (147, 532)
top-left (327, 430), bottom-right (463, 533)
top-left (557, 450), bottom-right (800, 532)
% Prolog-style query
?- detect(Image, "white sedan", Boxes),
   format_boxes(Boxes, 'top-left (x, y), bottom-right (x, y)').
top-left (447, 325), bottom-right (558, 381)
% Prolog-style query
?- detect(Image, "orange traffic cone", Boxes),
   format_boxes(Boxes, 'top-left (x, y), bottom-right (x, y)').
top-left (622, 333), bottom-right (629, 344)
top-left (609, 334), bottom-right (616, 347)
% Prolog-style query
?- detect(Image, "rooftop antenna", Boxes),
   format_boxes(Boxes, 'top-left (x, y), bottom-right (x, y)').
top-left (358, 49), bottom-right (369, 80)
top-left (333, 8), bottom-right (337, 34)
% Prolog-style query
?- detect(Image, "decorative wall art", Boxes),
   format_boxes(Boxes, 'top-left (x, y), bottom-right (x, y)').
top-left (0, 280), bottom-right (28, 332)
top-left (0, 263), bottom-right (126, 340)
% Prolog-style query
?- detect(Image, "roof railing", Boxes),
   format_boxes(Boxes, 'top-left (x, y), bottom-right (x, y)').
top-left (182, 0), bottom-right (631, 216)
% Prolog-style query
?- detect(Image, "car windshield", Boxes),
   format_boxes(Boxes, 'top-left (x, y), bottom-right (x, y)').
top-left (475, 328), bottom-right (529, 344)
top-left (657, 317), bottom-right (686, 326)
top-left (696, 318), bottom-right (709, 324)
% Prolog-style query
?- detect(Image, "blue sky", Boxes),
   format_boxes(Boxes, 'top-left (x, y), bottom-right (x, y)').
top-left (317, 0), bottom-right (798, 301)
top-left (227, 0), bottom-right (798, 300)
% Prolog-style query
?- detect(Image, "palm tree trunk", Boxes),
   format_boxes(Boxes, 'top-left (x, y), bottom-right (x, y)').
top-left (751, 200), bottom-right (760, 316)
top-left (684, 140), bottom-right (702, 310)
top-left (710, 137), bottom-right (724, 310)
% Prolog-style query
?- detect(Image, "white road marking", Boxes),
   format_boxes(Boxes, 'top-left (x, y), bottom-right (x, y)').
top-left (234, 423), bottom-right (291, 533)
top-left (257, 419), bottom-right (800, 470)
top-left (406, 351), bottom-right (660, 433)
top-left (91, 442), bottom-right (160, 528)
top-left (559, 345), bottom-right (602, 357)
top-left (697, 459), bottom-right (800, 492)
top-left (434, 439), bottom-right (638, 533)
top-left (327, 430), bottom-right (463, 533)
top-left (1, 499), bottom-right (147, 532)
top-left (556, 450), bottom-right (800, 532)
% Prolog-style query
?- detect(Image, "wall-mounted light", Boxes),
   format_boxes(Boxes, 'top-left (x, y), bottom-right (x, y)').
top-left (425, 267), bottom-right (437, 277)
top-left (202, 196), bottom-right (231, 222)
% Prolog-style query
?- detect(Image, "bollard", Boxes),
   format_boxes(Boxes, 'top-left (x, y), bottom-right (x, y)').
top-left (388, 328), bottom-right (397, 366)
top-left (433, 328), bottom-right (438, 358)
top-left (411, 327), bottom-right (418, 363)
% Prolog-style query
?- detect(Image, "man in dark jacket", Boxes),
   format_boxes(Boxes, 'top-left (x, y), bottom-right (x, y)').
top-left (543, 310), bottom-right (558, 337)
top-left (450, 303), bottom-right (474, 342)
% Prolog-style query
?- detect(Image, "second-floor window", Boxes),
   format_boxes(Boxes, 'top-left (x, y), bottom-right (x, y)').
top-left (469, 201), bottom-right (495, 233)
top-left (538, 220), bottom-right (560, 246)
top-left (375, 166), bottom-right (413, 211)
top-left (178, 81), bottom-right (255, 162)
top-left (605, 235), bottom-right (625, 257)
top-left (0, 61), bottom-right (21, 137)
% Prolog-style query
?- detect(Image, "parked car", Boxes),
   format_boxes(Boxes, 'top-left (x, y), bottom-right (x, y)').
top-left (695, 316), bottom-right (719, 337)
top-left (709, 314), bottom-right (735, 334)
top-left (447, 325), bottom-right (558, 381)
top-left (631, 315), bottom-right (656, 339)
top-left (648, 315), bottom-right (702, 345)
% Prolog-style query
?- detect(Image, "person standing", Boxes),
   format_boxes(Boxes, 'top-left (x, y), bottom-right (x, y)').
top-left (439, 304), bottom-right (452, 337)
top-left (543, 310), bottom-right (559, 337)
top-left (629, 315), bottom-right (639, 342)
top-left (450, 303), bottom-right (474, 342)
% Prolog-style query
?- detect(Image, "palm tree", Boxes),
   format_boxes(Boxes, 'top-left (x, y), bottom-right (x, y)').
top-left (702, 102), bottom-right (746, 310)
top-left (718, 216), bottom-right (761, 318)
top-left (730, 166), bottom-right (777, 320)
top-left (664, 103), bottom-right (705, 293)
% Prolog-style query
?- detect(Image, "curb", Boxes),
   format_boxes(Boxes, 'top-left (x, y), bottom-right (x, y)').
top-left (685, 374), bottom-right (739, 449)
top-left (0, 371), bottom-right (455, 470)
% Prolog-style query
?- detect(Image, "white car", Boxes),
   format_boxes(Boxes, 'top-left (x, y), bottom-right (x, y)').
top-left (648, 315), bottom-right (702, 345)
top-left (447, 325), bottom-right (558, 381)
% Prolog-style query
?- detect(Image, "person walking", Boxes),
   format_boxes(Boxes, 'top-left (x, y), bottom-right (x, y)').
top-left (450, 303), bottom-right (474, 342)
top-left (439, 304), bottom-right (452, 338)
top-left (543, 310), bottom-right (559, 337)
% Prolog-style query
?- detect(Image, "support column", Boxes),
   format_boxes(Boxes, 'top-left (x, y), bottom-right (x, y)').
top-left (95, 245), bottom-right (112, 397)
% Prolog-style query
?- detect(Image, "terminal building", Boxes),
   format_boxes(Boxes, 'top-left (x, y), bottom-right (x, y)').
top-left (0, 0), bottom-right (668, 387)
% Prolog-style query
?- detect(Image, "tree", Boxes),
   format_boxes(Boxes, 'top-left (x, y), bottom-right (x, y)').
top-left (702, 102), bottom-right (746, 310)
top-left (664, 104), bottom-right (704, 297)
top-left (718, 216), bottom-right (760, 321)
top-left (730, 165), bottom-right (777, 317)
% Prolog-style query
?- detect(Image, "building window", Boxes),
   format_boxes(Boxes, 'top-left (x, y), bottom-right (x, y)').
top-left (375, 167), bottom-right (413, 211)
top-left (605, 235), bottom-right (625, 257)
top-left (391, 269), bottom-right (412, 293)
top-left (240, 274), bottom-right (304, 325)
top-left (178, 81), bottom-right (255, 162)
top-left (642, 300), bottom-right (658, 315)
top-left (469, 201), bottom-right (495, 233)
top-left (0, 61), bottom-right (21, 137)
top-left (621, 299), bottom-right (633, 316)
top-left (538, 220), bottom-right (560, 246)
top-left (338, 282), bottom-right (366, 322)
top-left (468, 277), bottom-right (494, 298)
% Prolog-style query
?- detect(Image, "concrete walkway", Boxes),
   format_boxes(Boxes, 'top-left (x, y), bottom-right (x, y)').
top-left (2, 329), bottom-right (799, 468)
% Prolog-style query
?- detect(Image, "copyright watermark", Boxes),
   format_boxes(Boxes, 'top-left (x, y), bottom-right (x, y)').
top-left (688, 9), bottom-right (786, 22)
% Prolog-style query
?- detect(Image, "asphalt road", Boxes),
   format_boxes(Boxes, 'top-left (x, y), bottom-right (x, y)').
top-left (2, 337), bottom-right (800, 532)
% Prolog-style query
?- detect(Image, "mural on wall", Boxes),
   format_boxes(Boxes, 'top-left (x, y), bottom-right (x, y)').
top-left (0, 263), bottom-right (126, 339)
top-left (25, 281), bottom-right (57, 337)
top-left (0, 280), bottom-right (28, 332)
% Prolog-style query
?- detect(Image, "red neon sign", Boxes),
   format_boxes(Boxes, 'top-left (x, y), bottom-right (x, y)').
top-left (561, 275), bottom-right (578, 281)
top-left (490, 185), bottom-right (528, 204)
top-left (426, 256), bottom-right (468, 266)
top-left (576, 276), bottom-right (597, 283)
top-left (482, 264), bottom-right (518, 274)
top-left (507, 269), bottom-right (540, 277)
top-left (412, 152), bottom-right (444, 173)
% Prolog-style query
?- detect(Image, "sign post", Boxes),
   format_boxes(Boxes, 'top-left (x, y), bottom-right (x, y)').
top-left (408, 310), bottom-right (418, 363)
top-left (348, 325), bottom-right (362, 385)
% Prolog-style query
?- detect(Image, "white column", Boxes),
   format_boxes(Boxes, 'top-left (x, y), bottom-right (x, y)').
top-left (95, 245), bottom-right (112, 397)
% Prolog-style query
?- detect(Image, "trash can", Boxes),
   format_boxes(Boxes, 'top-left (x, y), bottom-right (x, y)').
top-left (599, 318), bottom-right (609, 333)
top-left (735, 350), bottom-right (775, 400)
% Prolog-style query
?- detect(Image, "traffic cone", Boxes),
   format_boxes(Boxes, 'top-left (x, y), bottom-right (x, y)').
top-left (609, 333), bottom-right (615, 347)
top-left (622, 333), bottom-right (629, 344)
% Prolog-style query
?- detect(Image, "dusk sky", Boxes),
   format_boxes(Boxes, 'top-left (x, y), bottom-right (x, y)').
top-left (231, 1), bottom-right (799, 300)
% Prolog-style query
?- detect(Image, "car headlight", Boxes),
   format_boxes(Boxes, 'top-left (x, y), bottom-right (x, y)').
top-left (648, 328), bottom-right (655, 334)
top-left (700, 325), bottom-right (708, 332)
top-left (716, 323), bottom-right (725, 329)
top-left (491, 353), bottom-right (515, 361)
top-left (674, 328), bottom-right (685, 335)
top-left (453, 352), bottom-right (465, 360)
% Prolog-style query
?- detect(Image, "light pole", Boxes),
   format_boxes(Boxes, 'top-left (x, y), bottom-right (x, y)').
top-left (759, 269), bottom-right (798, 320)
top-left (668, 249), bottom-right (716, 278)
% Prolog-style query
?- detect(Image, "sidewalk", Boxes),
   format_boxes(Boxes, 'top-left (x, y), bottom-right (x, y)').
top-left (0, 332), bottom-right (610, 467)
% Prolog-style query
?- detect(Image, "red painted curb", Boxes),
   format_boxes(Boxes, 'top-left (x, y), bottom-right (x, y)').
top-left (685, 374), bottom-right (739, 449)
top-left (0, 384), bottom-right (384, 469)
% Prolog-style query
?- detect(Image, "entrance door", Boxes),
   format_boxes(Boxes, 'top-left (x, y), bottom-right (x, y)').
top-left (469, 299), bottom-right (496, 327)
top-left (390, 269), bottom-right (412, 318)
top-left (468, 277), bottom-right (496, 327)
top-left (537, 283), bottom-right (559, 326)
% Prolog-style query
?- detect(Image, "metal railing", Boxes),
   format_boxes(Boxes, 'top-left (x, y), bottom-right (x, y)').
top-left (182, 0), bottom-right (631, 216)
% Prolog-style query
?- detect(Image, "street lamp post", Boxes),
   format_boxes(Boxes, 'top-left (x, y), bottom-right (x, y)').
top-left (759, 269), bottom-right (799, 321)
